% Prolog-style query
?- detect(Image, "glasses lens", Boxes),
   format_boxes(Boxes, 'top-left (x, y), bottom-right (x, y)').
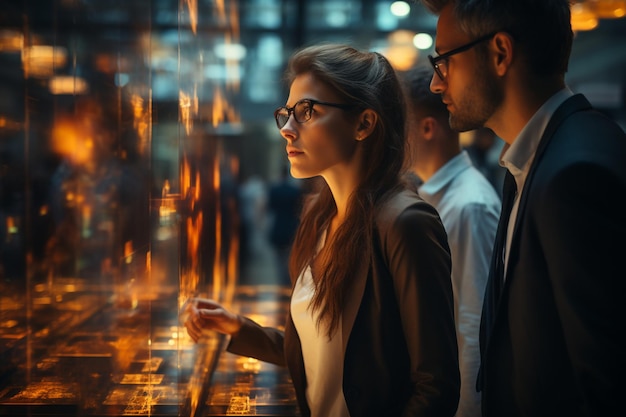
top-left (275, 108), bottom-right (289, 128)
top-left (295, 100), bottom-right (312, 124)
top-left (429, 55), bottom-right (445, 80)
top-left (437, 60), bottom-right (447, 80)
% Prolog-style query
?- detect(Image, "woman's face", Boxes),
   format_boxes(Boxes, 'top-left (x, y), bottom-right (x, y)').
top-left (279, 73), bottom-right (360, 180)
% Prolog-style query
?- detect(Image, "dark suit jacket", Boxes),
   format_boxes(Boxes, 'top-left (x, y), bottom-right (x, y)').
top-left (228, 188), bottom-right (460, 417)
top-left (479, 94), bottom-right (626, 417)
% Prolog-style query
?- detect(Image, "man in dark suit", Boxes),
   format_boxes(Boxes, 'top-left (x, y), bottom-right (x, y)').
top-left (417, 0), bottom-right (626, 416)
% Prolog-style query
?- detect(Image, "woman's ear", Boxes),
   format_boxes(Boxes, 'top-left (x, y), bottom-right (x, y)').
top-left (355, 109), bottom-right (378, 141)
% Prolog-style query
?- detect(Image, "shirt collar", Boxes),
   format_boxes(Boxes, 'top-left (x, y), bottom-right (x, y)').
top-left (500, 88), bottom-right (573, 176)
top-left (419, 150), bottom-right (473, 197)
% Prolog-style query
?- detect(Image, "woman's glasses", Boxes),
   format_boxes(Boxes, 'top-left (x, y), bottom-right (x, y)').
top-left (274, 98), bottom-right (355, 129)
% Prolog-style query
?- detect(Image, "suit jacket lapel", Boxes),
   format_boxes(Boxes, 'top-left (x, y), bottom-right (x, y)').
top-left (503, 94), bottom-right (591, 282)
top-left (479, 94), bottom-right (592, 389)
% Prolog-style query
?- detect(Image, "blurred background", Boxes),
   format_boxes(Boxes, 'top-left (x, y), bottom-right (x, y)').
top-left (0, 1), bottom-right (624, 416)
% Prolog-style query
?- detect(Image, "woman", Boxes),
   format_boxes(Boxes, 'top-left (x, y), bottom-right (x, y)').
top-left (183, 44), bottom-right (460, 417)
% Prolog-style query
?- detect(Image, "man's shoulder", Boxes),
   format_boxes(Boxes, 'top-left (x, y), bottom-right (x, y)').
top-left (444, 167), bottom-right (501, 206)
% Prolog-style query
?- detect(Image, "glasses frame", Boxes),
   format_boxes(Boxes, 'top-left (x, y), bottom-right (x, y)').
top-left (428, 32), bottom-right (498, 81)
top-left (274, 98), bottom-right (355, 129)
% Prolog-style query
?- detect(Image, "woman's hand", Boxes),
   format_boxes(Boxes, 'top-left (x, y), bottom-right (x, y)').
top-left (182, 298), bottom-right (244, 342)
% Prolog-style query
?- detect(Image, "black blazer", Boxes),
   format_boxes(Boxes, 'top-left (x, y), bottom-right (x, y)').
top-left (479, 94), bottom-right (626, 417)
top-left (229, 188), bottom-right (460, 417)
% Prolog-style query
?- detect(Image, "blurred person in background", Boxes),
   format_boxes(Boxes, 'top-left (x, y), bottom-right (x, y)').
top-left (267, 164), bottom-right (303, 287)
top-left (463, 127), bottom-right (505, 197)
top-left (418, 0), bottom-right (626, 416)
top-left (237, 173), bottom-right (267, 275)
top-left (184, 43), bottom-right (460, 417)
top-left (402, 64), bottom-right (500, 417)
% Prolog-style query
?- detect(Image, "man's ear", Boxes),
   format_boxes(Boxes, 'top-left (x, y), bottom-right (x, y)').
top-left (492, 32), bottom-right (515, 76)
top-left (420, 116), bottom-right (437, 141)
top-left (355, 109), bottom-right (378, 141)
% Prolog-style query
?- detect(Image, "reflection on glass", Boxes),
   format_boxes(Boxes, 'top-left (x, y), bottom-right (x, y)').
top-left (0, 1), bottom-right (246, 416)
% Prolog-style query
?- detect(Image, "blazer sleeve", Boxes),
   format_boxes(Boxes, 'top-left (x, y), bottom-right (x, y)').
top-left (534, 160), bottom-right (626, 412)
top-left (381, 201), bottom-right (460, 417)
top-left (226, 316), bottom-right (286, 366)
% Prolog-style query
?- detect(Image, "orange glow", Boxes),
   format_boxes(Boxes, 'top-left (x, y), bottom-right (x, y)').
top-left (81, 204), bottom-right (92, 237)
top-left (51, 118), bottom-right (94, 165)
top-left (215, 0), bottom-right (227, 23)
top-left (21, 45), bottom-right (68, 78)
top-left (0, 30), bottom-right (24, 52)
top-left (211, 86), bottom-right (239, 127)
top-left (179, 89), bottom-right (198, 136)
top-left (229, 2), bottom-right (240, 42)
top-left (212, 154), bottom-right (223, 301)
top-left (179, 0), bottom-right (241, 312)
top-left (226, 2), bottom-right (241, 93)
top-left (0, 116), bottom-right (22, 130)
top-left (184, 0), bottom-right (198, 34)
top-left (180, 157), bottom-right (202, 300)
top-left (130, 93), bottom-right (150, 155)
top-left (236, 357), bottom-right (261, 373)
top-left (49, 76), bottom-right (89, 95)
top-left (571, 3), bottom-right (600, 31)
top-left (226, 196), bottom-right (239, 305)
top-left (181, 157), bottom-right (191, 200)
top-left (383, 30), bottom-right (419, 71)
top-left (6, 216), bottom-right (18, 235)
top-left (590, 0), bottom-right (626, 18)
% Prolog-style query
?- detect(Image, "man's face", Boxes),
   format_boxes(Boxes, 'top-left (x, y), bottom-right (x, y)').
top-left (430, 4), bottom-right (503, 132)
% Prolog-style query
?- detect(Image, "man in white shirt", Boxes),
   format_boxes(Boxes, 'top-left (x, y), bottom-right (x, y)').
top-left (402, 65), bottom-right (500, 417)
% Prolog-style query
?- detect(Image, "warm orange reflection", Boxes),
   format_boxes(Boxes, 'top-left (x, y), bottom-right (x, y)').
top-left (21, 45), bottom-right (68, 78)
top-left (49, 75), bottom-right (89, 95)
top-left (591, 0), bottom-right (626, 18)
top-left (179, 89), bottom-right (199, 135)
top-left (571, 2), bottom-right (600, 31)
top-left (184, 0), bottom-right (199, 34)
top-left (51, 117), bottom-right (94, 166)
top-left (130, 93), bottom-right (150, 155)
top-left (215, 0), bottom-right (227, 22)
top-left (0, 29), bottom-right (23, 51)
top-left (180, 157), bottom-right (202, 300)
top-left (211, 86), bottom-right (239, 127)
top-left (384, 30), bottom-right (419, 71)
top-left (212, 150), bottom-right (223, 301)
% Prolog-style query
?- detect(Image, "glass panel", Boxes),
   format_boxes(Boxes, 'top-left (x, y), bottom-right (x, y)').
top-left (0, 0), bottom-right (254, 415)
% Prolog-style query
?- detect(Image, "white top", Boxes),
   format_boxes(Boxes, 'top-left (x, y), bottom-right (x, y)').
top-left (291, 264), bottom-right (351, 417)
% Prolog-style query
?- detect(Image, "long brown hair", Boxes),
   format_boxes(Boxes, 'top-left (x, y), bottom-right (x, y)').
top-left (285, 44), bottom-right (407, 337)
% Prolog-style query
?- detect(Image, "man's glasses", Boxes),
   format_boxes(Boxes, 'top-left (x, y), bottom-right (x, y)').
top-left (428, 32), bottom-right (497, 81)
top-left (274, 98), bottom-right (355, 129)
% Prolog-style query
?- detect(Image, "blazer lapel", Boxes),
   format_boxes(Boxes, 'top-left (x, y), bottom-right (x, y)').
top-left (341, 189), bottom-right (420, 354)
top-left (503, 94), bottom-right (592, 284)
top-left (341, 257), bottom-right (369, 354)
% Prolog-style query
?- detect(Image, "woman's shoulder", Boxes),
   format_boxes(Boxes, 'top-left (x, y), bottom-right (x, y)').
top-left (376, 187), bottom-right (440, 232)
top-left (375, 187), bottom-right (448, 255)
